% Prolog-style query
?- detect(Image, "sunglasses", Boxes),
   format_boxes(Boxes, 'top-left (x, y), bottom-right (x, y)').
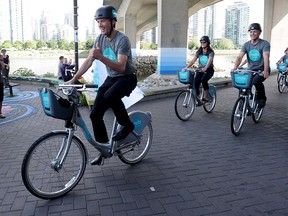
top-left (200, 41), bottom-right (207, 44)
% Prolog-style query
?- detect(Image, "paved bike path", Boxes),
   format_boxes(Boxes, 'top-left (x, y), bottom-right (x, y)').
top-left (0, 74), bottom-right (288, 215)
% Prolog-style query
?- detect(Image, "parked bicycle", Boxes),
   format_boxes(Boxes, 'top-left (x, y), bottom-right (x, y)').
top-left (174, 68), bottom-right (217, 121)
top-left (21, 84), bottom-right (153, 199)
top-left (230, 70), bottom-right (264, 135)
top-left (276, 63), bottom-right (288, 93)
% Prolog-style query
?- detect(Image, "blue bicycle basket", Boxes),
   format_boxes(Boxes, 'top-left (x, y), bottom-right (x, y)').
top-left (231, 70), bottom-right (253, 89)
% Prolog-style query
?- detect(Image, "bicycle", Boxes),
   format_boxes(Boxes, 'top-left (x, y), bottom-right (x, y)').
top-left (230, 70), bottom-right (264, 136)
top-left (276, 63), bottom-right (288, 93)
top-left (174, 68), bottom-right (217, 121)
top-left (21, 84), bottom-right (153, 199)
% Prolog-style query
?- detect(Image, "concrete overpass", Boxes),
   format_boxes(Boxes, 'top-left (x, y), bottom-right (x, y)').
top-left (103, 0), bottom-right (288, 74)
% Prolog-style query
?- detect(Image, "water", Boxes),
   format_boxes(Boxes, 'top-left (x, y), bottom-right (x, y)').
top-left (9, 54), bottom-right (239, 82)
top-left (10, 58), bottom-right (94, 82)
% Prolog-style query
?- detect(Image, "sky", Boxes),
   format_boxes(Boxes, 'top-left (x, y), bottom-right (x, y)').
top-left (23, 0), bottom-right (264, 40)
top-left (24, 0), bottom-right (103, 40)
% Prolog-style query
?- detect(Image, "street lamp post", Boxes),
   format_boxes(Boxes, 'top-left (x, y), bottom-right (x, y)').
top-left (73, 0), bottom-right (79, 71)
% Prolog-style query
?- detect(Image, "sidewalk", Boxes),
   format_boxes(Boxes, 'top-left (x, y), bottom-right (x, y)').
top-left (1, 73), bottom-right (288, 216)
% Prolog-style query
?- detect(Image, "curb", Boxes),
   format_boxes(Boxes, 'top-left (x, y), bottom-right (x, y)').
top-left (141, 78), bottom-right (232, 102)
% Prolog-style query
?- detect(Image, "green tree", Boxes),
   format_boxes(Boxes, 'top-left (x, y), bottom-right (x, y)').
top-left (58, 39), bottom-right (70, 50)
top-left (23, 40), bottom-right (37, 50)
top-left (36, 40), bottom-right (47, 49)
top-left (188, 37), bottom-right (199, 50)
top-left (85, 38), bottom-right (94, 50)
top-left (47, 40), bottom-right (58, 49)
top-left (214, 38), bottom-right (234, 50)
top-left (13, 40), bottom-right (23, 50)
top-left (69, 41), bottom-right (75, 50)
top-left (150, 43), bottom-right (158, 50)
top-left (1, 40), bottom-right (12, 49)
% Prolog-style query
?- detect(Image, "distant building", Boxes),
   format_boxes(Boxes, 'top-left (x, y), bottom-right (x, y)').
top-left (189, 5), bottom-right (215, 41)
top-left (140, 27), bottom-right (157, 44)
top-left (0, 0), bottom-right (24, 43)
top-left (225, 2), bottom-right (249, 46)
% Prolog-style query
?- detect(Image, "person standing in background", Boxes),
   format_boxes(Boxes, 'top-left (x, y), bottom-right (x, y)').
top-left (58, 56), bottom-right (64, 80)
top-left (1, 49), bottom-right (10, 88)
top-left (0, 53), bottom-right (5, 118)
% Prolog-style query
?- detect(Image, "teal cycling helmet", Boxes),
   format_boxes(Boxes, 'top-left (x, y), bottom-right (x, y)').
top-left (95, 5), bottom-right (117, 21)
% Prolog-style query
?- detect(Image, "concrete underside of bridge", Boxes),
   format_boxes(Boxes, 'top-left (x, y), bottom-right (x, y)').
top-left (102, 0), bottom-right (288, 74)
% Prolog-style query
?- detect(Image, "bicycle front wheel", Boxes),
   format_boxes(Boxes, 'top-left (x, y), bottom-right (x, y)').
top-left (231, 97), bottom-right (246, 136)
top-left (278, 75), bottom-right (286, 93)
top-left (203, 85), bottom-right (217, 113)
top-left (174, 89), bottom-right (196, 121)
top-left (21, 131), bottom-right (87, 199)
top-left (117, 123), bottom-right (153, 164)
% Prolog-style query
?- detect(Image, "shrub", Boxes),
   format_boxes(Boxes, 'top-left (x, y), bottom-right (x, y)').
top-left (12, 68), bottom-right (37, 77)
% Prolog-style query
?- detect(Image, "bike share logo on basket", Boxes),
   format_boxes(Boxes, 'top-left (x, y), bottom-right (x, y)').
top-left (278, 63), bottom-right (287, 73)
top-left (178, 69), bottom-right (194, 84)
top-left (231, 71), bottom-right (253, 89)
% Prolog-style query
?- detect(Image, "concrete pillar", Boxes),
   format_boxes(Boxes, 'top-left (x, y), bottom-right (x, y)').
top-left (157, 0), bottom-right (189, 75)
top-left (124, 14), bottom-right (137, 57)
top-left (265, 0), bottom-right (288, 65)
top-left (263, 0), bottom-right (274, 42)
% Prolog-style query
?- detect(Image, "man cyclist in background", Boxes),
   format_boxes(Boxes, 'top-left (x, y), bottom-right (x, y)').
top-left (232, 23), bottom-right (270, 108)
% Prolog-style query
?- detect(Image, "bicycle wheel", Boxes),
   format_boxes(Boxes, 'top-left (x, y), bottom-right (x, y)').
top-left (277, 72), bottom-right (281, 82)
top-left (231, 97), bottom-right (246, 136)
top-left (21, 131), bottom-right (87, 199)
top-left (174, 89), bottom-right (196, 121)
top-left (203, 85), bottom-right (217, 113)
top-left (278, 75), bottom-right (286, 93)
top-left (117, 123), bottom-right (153, 164)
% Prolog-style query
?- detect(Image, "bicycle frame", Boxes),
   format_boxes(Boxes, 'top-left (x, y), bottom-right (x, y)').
top-left (238, 88), bottom-right (257, 117)
top-left (54, 85), bottom-right (152, 160)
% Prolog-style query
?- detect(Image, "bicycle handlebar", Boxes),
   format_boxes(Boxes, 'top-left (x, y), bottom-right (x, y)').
top-left (58, 84), bottom-right (98, 95)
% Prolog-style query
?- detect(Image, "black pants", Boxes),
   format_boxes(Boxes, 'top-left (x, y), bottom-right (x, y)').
top-left (90, 74), bottom-right (137, 143)
top-left (194, 67), bottom-right (214, 96)
top-left (252, 72), bottom-right (267, 100)
top-left (0, 82), bottom-right (3, 102)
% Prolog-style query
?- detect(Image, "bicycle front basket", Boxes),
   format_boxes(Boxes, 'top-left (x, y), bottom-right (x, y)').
top-left (39, 87), bottom-right (74, 120)
top-left (178, 69), bottom-right (195, 84)
top-left (231, 70), bottom-right (253, 89)
top-left (277, 63), bottom-right (287, 73)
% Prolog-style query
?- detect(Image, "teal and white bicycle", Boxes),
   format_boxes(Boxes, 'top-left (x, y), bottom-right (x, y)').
top-left (21, 84), bottom-right (153, 199)
top-left (174, 68), bottom-right (217, 121)
top-left (276, 63), bottom-right (288, 93)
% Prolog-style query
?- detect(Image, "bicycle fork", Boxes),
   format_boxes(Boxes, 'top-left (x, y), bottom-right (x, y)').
top-left (51, 128), bottom-right (75, 172)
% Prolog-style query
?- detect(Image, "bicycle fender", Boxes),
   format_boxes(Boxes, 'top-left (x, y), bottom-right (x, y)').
top-left (129, 111), bottom-right (152, 134)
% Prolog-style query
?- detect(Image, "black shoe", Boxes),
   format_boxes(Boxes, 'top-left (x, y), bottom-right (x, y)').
top-left (196, 97), bottom-right (202, 106)
top-left (258, 99), bottom-right (266, 109)
top-left (90, 154), bottom-right (103, 165)
top-left (112, 123), bottom-right (134, 141)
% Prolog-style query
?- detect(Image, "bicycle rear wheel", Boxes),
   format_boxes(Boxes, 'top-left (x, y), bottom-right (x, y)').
top-left (117, 123), bottom-right (153, 164)
top-left (203, 85), bottom-right (217, 113)
top-left (231, 97), bottom-right (246, 136)
top-left (21, 131), bottom-right (87, 199)
top-left (278, 75), bottom-right (286, 93)
top-left (174, 89), bottom-right (196, 121)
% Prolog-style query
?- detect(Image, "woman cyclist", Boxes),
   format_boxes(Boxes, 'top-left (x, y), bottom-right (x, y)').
top-left (277, 47), bottom-right (288, 72)
top-left (186, 36), bottom-right (215, 102)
